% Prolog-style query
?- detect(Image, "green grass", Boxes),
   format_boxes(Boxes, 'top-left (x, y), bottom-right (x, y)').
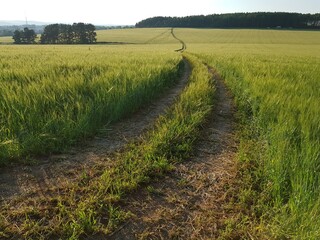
top-left (0, 44), bottom-right (181, 164)
top-left (176, 28), bottom-right (320, 239)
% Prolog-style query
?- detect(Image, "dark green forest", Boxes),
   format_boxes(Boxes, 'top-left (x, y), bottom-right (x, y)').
top-left (136, 12), bottom-right (320, 29)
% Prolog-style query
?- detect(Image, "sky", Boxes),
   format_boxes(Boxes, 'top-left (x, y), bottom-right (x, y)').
top-left (0, 0), bottom-right (319, 25)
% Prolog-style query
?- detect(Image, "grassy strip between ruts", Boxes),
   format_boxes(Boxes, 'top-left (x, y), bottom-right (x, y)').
top-left (0, 53), bottom-right (214, 239)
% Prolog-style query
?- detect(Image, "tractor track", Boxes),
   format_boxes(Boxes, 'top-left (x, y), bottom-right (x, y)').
top-left (107, 66), bottom-right (238, 239)
top-left (171, 28), bottom-right (187, 52)
top-left (0, 29), bottom-right (239, 239)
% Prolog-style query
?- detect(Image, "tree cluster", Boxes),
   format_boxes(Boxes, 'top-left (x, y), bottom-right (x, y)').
top-left (12, 28), bottom-right (37, 44)
top-left (136, 12), bottom-right (320, 29)
top-left (40, 23), bottom-right (97, 44)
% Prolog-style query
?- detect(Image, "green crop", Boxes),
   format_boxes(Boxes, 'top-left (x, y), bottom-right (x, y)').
top-left (178, 28), bottom-right (320, 239)
top-left (1, 27), bottom-right (320, 239)
top-left (0, 44), bottom-right (181, 163)
top-left (97, 28), bottom-right (178, 44)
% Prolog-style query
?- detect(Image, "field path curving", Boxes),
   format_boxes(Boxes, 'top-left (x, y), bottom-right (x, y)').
top-left (171, 28), bottom-right (187, 52)
top-left (0, 58), bottom-right (191, 202)
top-left (107, 66), bottom-right (238, 239)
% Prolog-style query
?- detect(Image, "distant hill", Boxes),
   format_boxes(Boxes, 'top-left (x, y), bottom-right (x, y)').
top-left (136, 12), bottom-right (320, 29)
top-left (0, 21), bottom-right (48, 37)
top-left (0, 20), bottom-right (51, 26)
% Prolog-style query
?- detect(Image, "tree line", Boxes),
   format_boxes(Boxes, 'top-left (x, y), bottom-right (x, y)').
top-left (136, 12), bottom-right (320, 29)
top-left (13, 23), bottom-right (97, 44)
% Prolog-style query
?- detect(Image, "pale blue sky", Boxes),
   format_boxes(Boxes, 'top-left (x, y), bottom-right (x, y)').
top-left (0, 0), bottom-right (319, 25)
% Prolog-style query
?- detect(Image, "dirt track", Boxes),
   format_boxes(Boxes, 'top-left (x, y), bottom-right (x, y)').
top-left (0, 58), bottom-right (191, 202)
top-left (107, 67), bottom-right (238, 239)
top-left (0, 29), bottom-right (238, 238)
top-left (171, 28), bottom-right (186, 52)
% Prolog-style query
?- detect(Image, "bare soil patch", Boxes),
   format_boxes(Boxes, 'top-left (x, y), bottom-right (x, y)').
top-left (0, 59), bottom-right (191, 202)
top-left (107, 68), bottom-right (238, 239)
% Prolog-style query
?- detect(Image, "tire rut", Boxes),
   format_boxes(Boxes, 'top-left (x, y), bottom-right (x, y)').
top-left (107, 67), bottom-right (238, 239)
top-left (171, 28), bottom-right (186, 52)
top-left (0, 58), bottom-right (191, 202)
top-left (144, 29), bottom-right (171, 44)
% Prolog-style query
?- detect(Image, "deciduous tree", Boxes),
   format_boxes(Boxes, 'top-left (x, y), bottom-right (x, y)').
top-left (12, 28), bottom-right (37, 44)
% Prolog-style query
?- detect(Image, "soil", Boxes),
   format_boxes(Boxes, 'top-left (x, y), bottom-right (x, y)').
top-left (0, 58), bottom-right (191, 202)
top-left (106, 68), bottom-right (238, 239)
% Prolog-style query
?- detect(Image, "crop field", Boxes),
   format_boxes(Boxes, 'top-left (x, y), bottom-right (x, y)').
top-left (0, 44), bottom-right (181, 163)
top-left (0, 36), bottom-right (12, 44)
top-left (0, 28), bottom-right (178, 44)
top-left (176, 28), bottom-right (320, 238)
top-left (0, 28), bottom-right (320, 239)
top-left (97, 28), bottom-right (178, 44)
